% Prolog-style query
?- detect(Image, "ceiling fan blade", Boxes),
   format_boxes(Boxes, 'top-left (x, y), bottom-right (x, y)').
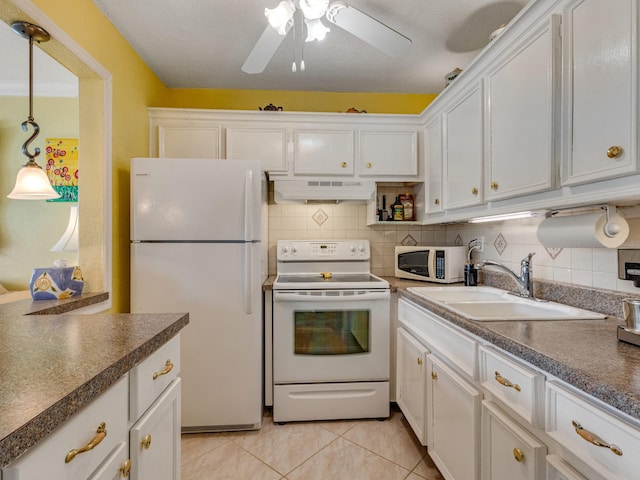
top-left (325, 2), bottom-right (411, 57)
top-left (241, 25), bottom-right (288, 74)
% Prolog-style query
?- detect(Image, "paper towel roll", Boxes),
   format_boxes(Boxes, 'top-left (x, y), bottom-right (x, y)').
top-left (536, 212), bottom-right (629, 248)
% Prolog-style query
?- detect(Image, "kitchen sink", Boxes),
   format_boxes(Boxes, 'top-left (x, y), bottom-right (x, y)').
top-left (407, 286), bottom-right (606, 321)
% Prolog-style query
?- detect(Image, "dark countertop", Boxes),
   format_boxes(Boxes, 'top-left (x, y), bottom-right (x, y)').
top-left (398, 286), bottom-right (640, 425)
top-left (0, 293), bottom-right (189, 468)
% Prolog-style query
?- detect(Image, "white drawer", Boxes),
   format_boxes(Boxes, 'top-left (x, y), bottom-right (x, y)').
top-left (130, 334), bottom-right (181, 420)
top-left (3, 375), bottom-right (128, 479)
top-left (479, 345), bottom-right (545, 427)
top-left (546, 381), bottom-right (640, 480)
top-left (546, 455), bottom-right (588, 480)
top-left (398, 298), bottom-right (477, 378)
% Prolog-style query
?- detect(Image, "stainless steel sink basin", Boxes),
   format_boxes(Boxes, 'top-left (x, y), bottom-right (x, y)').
top-left (407, 286), bottom-right (606, 321)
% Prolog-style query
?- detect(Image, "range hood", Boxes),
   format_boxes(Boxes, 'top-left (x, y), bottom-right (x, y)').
top-left (273, 179), bottom-right (376, 204)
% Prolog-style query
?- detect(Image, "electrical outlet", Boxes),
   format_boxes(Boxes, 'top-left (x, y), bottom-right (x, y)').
top-left (475, 236), bottom-right (485, 253)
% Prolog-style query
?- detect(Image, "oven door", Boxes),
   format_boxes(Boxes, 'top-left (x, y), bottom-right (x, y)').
top-left (273, 289), bottom-right (390, 383)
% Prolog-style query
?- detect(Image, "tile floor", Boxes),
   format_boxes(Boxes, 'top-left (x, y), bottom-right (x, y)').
top-left (181, 409), bottom-right (444, 479)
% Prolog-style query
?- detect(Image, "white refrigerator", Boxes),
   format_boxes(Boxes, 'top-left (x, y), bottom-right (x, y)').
top-left (130, 157), bottom-right (266, 432)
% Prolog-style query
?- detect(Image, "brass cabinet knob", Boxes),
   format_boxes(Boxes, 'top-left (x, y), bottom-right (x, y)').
top-left (607, 146), bottom-right (623, 158)
top-left (490, 181), bottom-right (499, 190)
top-left (495, 371), bottom-right (521, 392)
top-left (366, 162), bottom-right (372, 168)
top-left (341, 161), bottom-right (348, 168)
top-left (417, 357), bottom-right (423, 365)
top-left (141, 433), bottom-right (152, 450)
top-left (513, 447), bottom-right (524, 463)
top-left (120, 459), bottom-right (132, 478)
top-left (153, 359), bottom-right (174, 380)
top-left (434, 198), bottom-right (440, 205)
top-left (65, 422), bottom-right (107, 463)
top-left (431, 371), bottom-right (438, 380)
top-left (471, 187), bottom-right (478, 196)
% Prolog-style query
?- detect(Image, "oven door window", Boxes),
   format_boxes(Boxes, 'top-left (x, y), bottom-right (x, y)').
top-left (294, 310), bottom-right (370, 355)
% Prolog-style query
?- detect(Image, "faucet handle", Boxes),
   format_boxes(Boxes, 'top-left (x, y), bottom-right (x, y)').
top-left (521, 252), bottom-right (535, 266)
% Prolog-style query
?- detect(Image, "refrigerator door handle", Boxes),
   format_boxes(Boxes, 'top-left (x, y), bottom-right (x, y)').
top-left (244, 169), bottom-right (253, 241)
top-left (243, 242), bottom-right (253, 314)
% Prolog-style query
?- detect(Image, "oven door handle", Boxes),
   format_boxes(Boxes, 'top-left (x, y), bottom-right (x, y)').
top-left (273, 291), bottom-right (389, 302)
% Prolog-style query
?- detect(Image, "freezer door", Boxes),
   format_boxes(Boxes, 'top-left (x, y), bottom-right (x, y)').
top-left (131, 242), bottom-right (263, 430)
top-left (131, 157), bottom-right (262, 241)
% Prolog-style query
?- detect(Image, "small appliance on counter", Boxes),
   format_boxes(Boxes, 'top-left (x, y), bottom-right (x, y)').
top-left (618, 298), bottom-right (640, 347)
top-left (395, 246), bottom-right (467, 283)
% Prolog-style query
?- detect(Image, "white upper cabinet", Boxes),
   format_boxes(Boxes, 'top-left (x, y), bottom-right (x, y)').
top-left (561, 0), bottom-right (638, 185)
top-left (292, 129), bottom-right (355, 176)
top-left (226, 127), bottom-right (289, 172)
top-left (358, 129), bottom-right (418, 177)
top-left (443, 80), bottom-right (485, 210)
top-left (485, 15), bottom-right (561, 201)
top-left (158, 124), bottom-right (221, 159)
top-left (424, 115), bottom-right (443, 213)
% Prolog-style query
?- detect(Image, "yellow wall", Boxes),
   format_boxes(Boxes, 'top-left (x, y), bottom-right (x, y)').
top-left (168, 89), bottom-right (436, 114)
top-left (7, 0), bottom-right (436, 312)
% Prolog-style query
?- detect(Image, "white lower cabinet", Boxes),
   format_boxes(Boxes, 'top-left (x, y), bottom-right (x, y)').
top-left (87, 442), bottom-right (130, 480)
top-left (482, 401), bottom-right (547, 480)
top-left (546, 455), bottom-right (588, 480)
top-left (129, 378), bottom-right (181, 480)
top-left (427, 354), bottom-right (483, 480)
top-left (396, 327), bottom-right (429, 445)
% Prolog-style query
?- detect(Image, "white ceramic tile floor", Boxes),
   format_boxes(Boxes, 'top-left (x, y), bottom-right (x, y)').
top-left (181, 409), bottom-right (444, 480)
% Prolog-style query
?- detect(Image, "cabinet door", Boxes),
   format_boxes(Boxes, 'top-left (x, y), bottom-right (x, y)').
top-left (226, 127), bottom-right (288, 172)
top-left (562, 0), bottom-right (638, 185)
top-left (87, 442), bottom-right (130, 480)
top-left (486, 15), bottom-right (560, 200)
top-left (424, 116), bottom-right (443, 213)
top-left (546, 455), bottom-right (588, 480)
top-left (427, 355), bottom-right (482, 480)
top-left (130, 378), bottom-right (181, 480)
top-left (396, 327), bottom-right (430, 445)
top-left (481, 401), bottom-right (546, 480)
top-left (158, 125), bottom-right (221, 158)
top-left (443, 81), bottom-right (484, 209)
top-left (359, 130), bottom-right (418, 176)
top-left (293, 129), bottom-right (355, 175)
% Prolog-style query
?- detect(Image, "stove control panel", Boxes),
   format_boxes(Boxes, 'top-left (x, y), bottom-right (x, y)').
top-left (277, 240), bottom-right (370, 261)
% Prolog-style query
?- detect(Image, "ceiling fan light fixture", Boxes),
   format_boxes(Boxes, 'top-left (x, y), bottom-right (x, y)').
top-left (304, 18), bottom-right (330, 41)
top-left (298, 0), bottom-right (329, 20)
top-left (265, 0), bottom-right (296, 35)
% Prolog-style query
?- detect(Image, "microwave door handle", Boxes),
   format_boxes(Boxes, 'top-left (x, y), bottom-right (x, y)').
top-left (428, 250), bottom-right (436, 279)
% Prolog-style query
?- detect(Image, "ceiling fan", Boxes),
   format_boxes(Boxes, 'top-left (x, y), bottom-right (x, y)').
top-left (241, 0), bottom-right (412, 74)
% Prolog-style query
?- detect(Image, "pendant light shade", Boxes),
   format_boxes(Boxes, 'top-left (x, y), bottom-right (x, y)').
top-left (7, 21), bottom-right (60, 201)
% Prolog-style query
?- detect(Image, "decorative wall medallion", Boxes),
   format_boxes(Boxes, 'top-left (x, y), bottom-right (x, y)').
top-left (401, 234), bottom-right (418, 246)
top-left (494, 233), bottom-right (508, 255)
top-left (312, 208), bottom-right (328, 225)
top-left (454, 234), bottom-right (463, 246)
top-left (544, 246), bottom-right (563, 260)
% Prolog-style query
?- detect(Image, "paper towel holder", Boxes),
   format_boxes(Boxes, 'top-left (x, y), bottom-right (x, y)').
top-left (547, 204), bottom-right (623, 236)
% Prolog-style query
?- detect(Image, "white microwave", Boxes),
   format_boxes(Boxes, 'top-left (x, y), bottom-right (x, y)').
top-left (394, 246), bottom-right (467, 283)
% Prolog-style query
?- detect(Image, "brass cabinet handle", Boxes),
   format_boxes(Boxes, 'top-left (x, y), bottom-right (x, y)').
top-left (607, 146), bottom-right (623, 158)
top-left (366, 162), bottom-right (372, 168)
top-left (490, 181), bottom-right (499, 190)
top-left (434, 198), bottom-right (440, 205)
top-left (431, 371), bottom-right (438, 380)
top-left (120, 459), bottom-right (132, 478)
top-left (513, 447), bottom-right (524, 463)
top-left (471, 187), bottom-right (478, 196)
top-left (341, 161), bottom-right (348, 168)
top-left (65, 422), bottom-right (107, 463)
top-left (572, 420), bottom-right (623, 456)
top-left (153, 359), bottom-right (174, 380)
top-left (494, 371), bottom-right (521, 392)
top-left (141, 433), bottom-right (152, 450)
top-left (417, 357), bottom-right (423, 365)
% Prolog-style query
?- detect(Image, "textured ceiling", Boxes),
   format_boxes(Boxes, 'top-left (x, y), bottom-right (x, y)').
top-left (90, 0), bottom-right (529, 94)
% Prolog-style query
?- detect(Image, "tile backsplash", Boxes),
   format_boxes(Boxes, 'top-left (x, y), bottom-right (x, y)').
top-left (267, 202), bottom-right (640, 295)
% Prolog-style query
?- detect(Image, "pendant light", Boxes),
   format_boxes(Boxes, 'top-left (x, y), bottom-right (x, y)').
top-left (7, 21), bottom-right (60, 200)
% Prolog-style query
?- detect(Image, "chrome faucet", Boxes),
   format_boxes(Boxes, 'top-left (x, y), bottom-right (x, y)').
top-left (475, 252), bottom-right (536, 299)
